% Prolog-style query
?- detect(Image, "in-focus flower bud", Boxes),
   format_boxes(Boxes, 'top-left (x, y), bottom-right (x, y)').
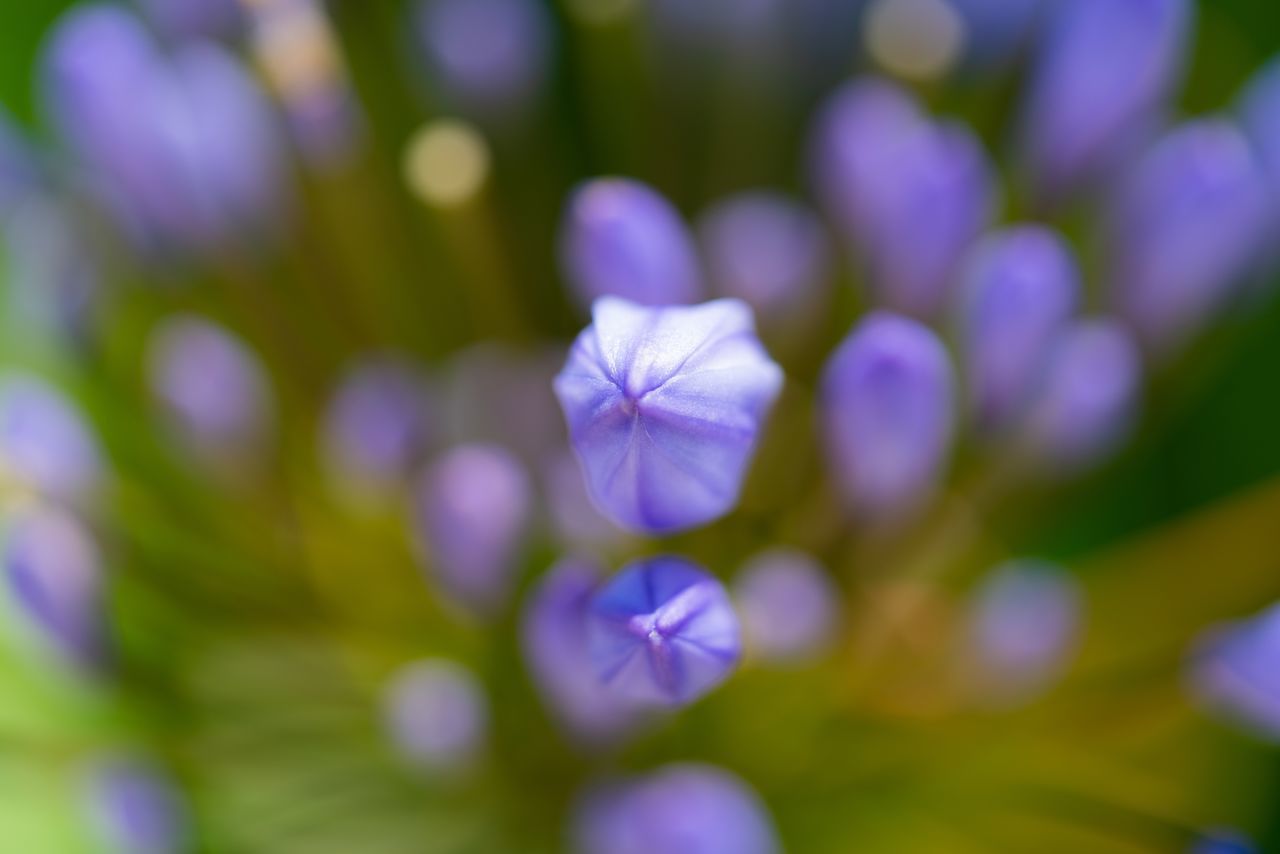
top-left (820, 312), bottom-right (955, 519)
top-left (415, 0), bottom-right (552, 121)
top-left (965, 560), bottom-right (1082, 705)
top-left (147, 315), bottom-right (273, 458)
top-left (554, 297), bottom-right (783, 533)
top-left (1019, 0), bottom-right (1192, 205)
top-left (1107, 122), bottom-right (1271, 354)
top-left (2, 503), bottom-right (103, 668)
top-left (412, 443), bottom-right (532, 612)
top-left (697, 191), bottom-right (831, 323)
top-left (1018, 320), bottom-right (1142, 471)
top-left (383, 658), bottom-right (488, 774)
top-left (0, 372), bottom-right (102, 503)
top-left (85, 757), bottom-right (188, 854)
top-left (812, 78), bottom-right (995, 317)
top-left (1190, 602), bottom-right (1280, 743)
top-left (956, 226), bottom-right (1079, 431)
top-left (321, 358), bottom-right (433, 499)
top-left (138, 0), bottom-right (243, 41)
top-left (573, 763), bottom-right (779, 854)
top-left (521, 559), bottom-right (642, 742)
top-left (560, 180), bottom-right (704, 308)
top-left (585, 556), bottom-right (741, 708)
top-left (733, 548), bottom-right (839, 664)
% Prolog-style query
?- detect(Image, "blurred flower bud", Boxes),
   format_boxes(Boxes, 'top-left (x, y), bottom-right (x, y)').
top-left (4, 197), bottom-right (100, 344)
top-left (1018, 319), bottom-right (1142, 472)
top-left (412, 443), bottom-right (532, 612)
top-left (138, 0), bottom-right (243, 41)
top-left (697, 191), bottom-right (831, 324)
top-left (1192, 831), bottom-right (1258, 854)
top-left (1108, 121), bottom-right (1271, 354)
top-left (1019, 0), bottom-right (1192, 205)
top-left (147, 315), bottom-right (273, 460)
top-left (947, 0), bottom-right (1047, 73)
top-left (956, 226), bottom-right (1079, 432)
top-left (2, 503), bottom-right (103, 669)
top-left (0, 372), bottom-right (102, 504)
top-left (321, 358), bottom-right (433, 501)
top-left (0, 107), bottom-right (39, 219)
top-left (586, 556), bottom-right (741, 708)
top-left (966, 560), bottom-right (1082, 705)
top-left (383, 658), bottom-right (488, 775)
top-left (442, 343), bottom-right (565, 465)
top-left (733, 548), bottom-right (839, 664)
top-left (554, 297), bottom-right (783, 533)
top-left (1239, 56), bottom-right (1280, 199)
top-left (1191, 602), bottom-right (1280, 743)
top-left (573, 763), bottom-right (778, 854)
top-left (415, 0), bottom-right (552, 122)
top-left (560, 179), bottom-right (704, 308)
top-left (521, 559), bottom-right (643, 742)
top-left (543, 449), bottom-right (628, 552)
top-left (85, 757), bottom-right (188, 854)
top-left (820, 312), bottom-right (955, 520)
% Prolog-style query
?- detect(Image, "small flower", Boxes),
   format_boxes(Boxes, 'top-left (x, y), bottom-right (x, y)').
top-left (554, 297), bottom-right (783, 533)
top-left (1019, 0), bottom-right (1192, 205)
top-left (560, 179), bottom-right (704, 308)
top-left (382, 658), bottom-right (488, 774)
top-left (585, 556), bottom-right (741, 708)
top-left (0, 372), bottom-right (102, 504)
top-left (820, 311), bottom-right (955, 519)
top-left (412, 443), bottom-right (532, 612)
top-left (956, 225), bottom-right (1079, 431)
top-left (573, 763), bottom-right (779, 854)
top-left (85, 757), bottom-right (188, 854)
top-left (733, 548), bottom-right (839, 664)
top-left (1190, 602), bottom-right (1280, 743)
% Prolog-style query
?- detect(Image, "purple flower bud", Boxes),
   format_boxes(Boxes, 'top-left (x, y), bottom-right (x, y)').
top-left (1190, 602), bottom-right (1280, 743)
top-left (1019, 0), bottom-right (1192, 204)
top-left (820, 312), bottom-right (955, 519)
top-left (966, 560), bottom-right (1082, 704)
top-left (4, 198), bottom-right (100, 343)
top-left (0, 372), bottom-right (102, 503)
top-left (733, 548), bottom-right (839, 664)
top-left (86, 758), bottom-right (188, 854)
top-left (697, 192), bottom-right (831, 322)
top-left (2, 504), bottom-right (103, 668)
top-left (1239, 57), bottom-right (1280, 199)
top-left (1192, 831), bottom-right (1258, 854)
top-left (416, 0), bottom-right (552, 120)
top-left (812, 78), bottom-right (995, 317)
top-left (383, 658), bottom-right (487, 773)
top-left (543, 450), bottom-right (629, 551)
top-left (554, 297), bottom-right (783, 533)
top-left (0, 108), bottom-right (39, 218)
top-left (956, 226), bottom-right (1080, 431)
top-left (521, 559), bottom-right (642, 742)
top-left (147, 315), bottom-right (273, 457)
top-left (585, 556), bottom-right (741, 708)
top-left (138, 0), bottom-right (243, 41)
top-left (321, 359), bottom-right (433, 498)
top-left (948, 0), bottom-right (1047, 71)
top-left (1018, 319), bottom-right (1142, 471)
top-left (412, 444), bottom-right (532, 612)
top-left (560, 180), bottom-right (704, 308)
top-left (1107, 122), bottom-right (1271, 354)
top-left (573, 763), bottom-right (779, 854)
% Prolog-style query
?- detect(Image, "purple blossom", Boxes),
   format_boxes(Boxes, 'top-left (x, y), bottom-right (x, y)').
top-left (416, 0), bottom-right (552, 120)
top-left (521, 559), bottom-right (643, 742)
top-left (138, 0), bottom-right (243, 41)
top-left (1107, 121), bottom-right (1271, 354)
top-left (86, 758), bottom-right (188, 854)
top-left (2, 504), bottom-right (103, 668)
top-left (1019, 0), bottom-right (1192, 205)
top-left (573, 763), bottom-right (779, 854)
top-left (966, 560), bottom-right (1082, 704)
top-left (383, 658), bottom-right (488, 773)
top-left (412, 443), bottom-right (532, 612)
top-left (554, 297), bottom-right (783, 534)
top-left (812, 78), bottom-right (995, 317)
top-left (560, 180), bottom-right (704, 308)
top-left (733, 548), bottom-right (839, 664)
top-left (585, 556), bottom-right (741, 708)
top-left (1018, 319), bottom-right (1142, 471)
top-left (956, 226), bottom-right (1080, 431)
top-left (1190, 602), bottom-right (1280, 743)
top-left (820, 312), bottom-right (955, 519)
top-left (697, 191), bottom-right (831, 322)
top-left (0, 372), bottom-right (102, 504)
top-left (948, 0), bottom-right (1047, 72)
top-left (1239, 56), bottom-right (1280, 199)
top-left (147, 315), bottom-right (273, 456)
